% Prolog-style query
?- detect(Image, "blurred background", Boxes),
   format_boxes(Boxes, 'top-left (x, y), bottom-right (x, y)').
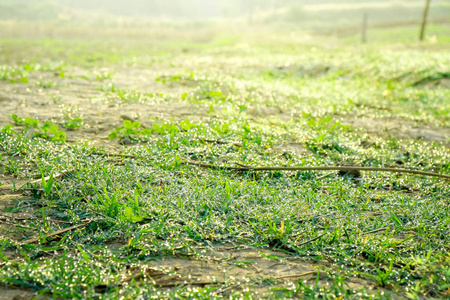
top-left (0, 0), bottom-right (449, 42)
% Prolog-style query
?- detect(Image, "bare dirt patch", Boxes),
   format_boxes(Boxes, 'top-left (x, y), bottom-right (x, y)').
top-left (0, 67), bottom-right (207, 146)
top-left (272, 143), bottom-right (311, 156)
top-left (109, 244), bottom-right (391, 297)
top-left (341, 117), bottom-right (450, 146)
top-left (0, 286), bottom-right (50, 300)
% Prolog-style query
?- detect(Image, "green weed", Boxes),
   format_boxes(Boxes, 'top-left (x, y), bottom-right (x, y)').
top-left (108, 120), bottom-right (149, 142)
top-left (9, 115), bottom-right (66, 142)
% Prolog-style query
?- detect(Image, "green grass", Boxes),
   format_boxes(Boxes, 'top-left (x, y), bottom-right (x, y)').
top-left (0, 23), bottom-right (449, 299)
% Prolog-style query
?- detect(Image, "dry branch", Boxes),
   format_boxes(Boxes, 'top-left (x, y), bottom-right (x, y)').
top-left (183, 161), bottom-right (450, 180)
top-left (18, 219), bottom-right (95, 245)
top-left (274, 271), bottom-right (318, 280)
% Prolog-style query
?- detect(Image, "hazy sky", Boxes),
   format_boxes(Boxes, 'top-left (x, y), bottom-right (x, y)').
top-left (4, 0), bottom-right (285, 19)
top-left (2, 0), bottom-right (446, 22)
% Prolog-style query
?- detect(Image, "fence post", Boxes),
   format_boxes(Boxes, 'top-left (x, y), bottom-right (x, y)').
top-left (419, 0), bottom-right (432, 41)
top-left (362, 13), bottom-right (368, 43)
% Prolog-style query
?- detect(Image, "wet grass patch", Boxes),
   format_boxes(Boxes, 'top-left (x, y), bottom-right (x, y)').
top-left (0, 33), bottom-right (449, 298)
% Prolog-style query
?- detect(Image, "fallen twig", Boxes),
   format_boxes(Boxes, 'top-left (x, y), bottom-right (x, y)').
top-left (217, 281), bottom-right (245, 294)
top-left (0, 214), bottom-right (73, 224)
top-left (52, 151), bottom-right (450, 181)
top-left (362, 227), bottom-right (390, 235)
top-left (18, 219), bottom-right (96, 245)
top-left (157, 279), bottom-right (224, 287)
top-left (0, 221), bottom-right (34, 230)
top-left (297, 233), bottom-right (326, 247)
top-left (183, 161), bottom-right (450, 180)
top-left (274, 271), bottom-right (318, 280)
top-left (19, 171), bottom-right (71, 191)
top-left (199, 138), bottom-right (242, 148)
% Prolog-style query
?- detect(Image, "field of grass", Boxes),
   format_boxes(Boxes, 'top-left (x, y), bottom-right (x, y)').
top-left (0, 15), bottom-right (450, 300)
